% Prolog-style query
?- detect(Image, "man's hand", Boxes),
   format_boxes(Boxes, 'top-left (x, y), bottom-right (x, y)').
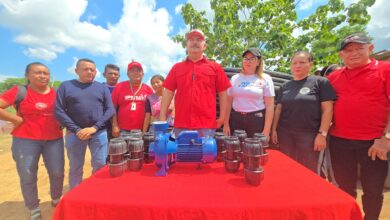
top-left (368, 137), bottom-right (390, 160)
top-left (314, 134), bottom-right (326, 151)
top-left (77, 127), bottom-right (97, 140)
top-left (111, 125), bottom-right (120, 138)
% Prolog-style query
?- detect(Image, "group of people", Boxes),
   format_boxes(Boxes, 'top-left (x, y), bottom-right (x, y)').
top-left (0, 29), bottom-right (389, 220)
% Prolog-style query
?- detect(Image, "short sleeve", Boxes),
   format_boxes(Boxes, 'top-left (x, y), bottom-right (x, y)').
top-left (111, 83), bottom-right (120, 108)
top-left (227, 74), bottom-right (238, 96)
top-left (0, 86), bottom-right (19, 105)
top-left (164, 65), bottom-right (177, 92)
top-left (263, 74), bottom-right (275, 97)
top-left (381, 62), bottom-right (390, 97)
top-left (318, 77), bottom-right (336, 102)
top-left (276, 83), bottom-right (286, 105)
top-left (215, 63), bottom-right (231, 92)
top-left (145, 98), bottom-right (151, 113)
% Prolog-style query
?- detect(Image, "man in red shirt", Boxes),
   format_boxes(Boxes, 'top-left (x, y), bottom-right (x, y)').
top-left (328, 33), bottom-right (390, 220)
top-left (160, 29), bottom-right (231, 137)
top-left (111, 61), bottom-right (153, 136)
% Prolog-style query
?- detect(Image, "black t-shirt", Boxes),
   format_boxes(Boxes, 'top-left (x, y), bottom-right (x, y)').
top-left (277, 75), bottom-right (336, 132)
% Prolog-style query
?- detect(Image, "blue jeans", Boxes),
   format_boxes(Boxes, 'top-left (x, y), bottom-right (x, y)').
top-left (277, 127), bottom-right (319, 173)
top-left (12, 137), bottom-right (64, 210)
top-left (65, 129), bottom-right (108, 189)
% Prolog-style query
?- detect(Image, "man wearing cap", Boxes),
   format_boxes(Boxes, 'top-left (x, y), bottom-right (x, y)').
top-left (160, 29), bottom-right (231, 137)
top-left (328, 33), bottom-right (390, 220)
top-left (111, 61), bottom-right (153, 136)
top-left (55, 58), bottom-right (115, 189)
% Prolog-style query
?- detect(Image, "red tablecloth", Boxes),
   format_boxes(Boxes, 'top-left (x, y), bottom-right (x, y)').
top-left (53, 150), bottom-right (362, 220)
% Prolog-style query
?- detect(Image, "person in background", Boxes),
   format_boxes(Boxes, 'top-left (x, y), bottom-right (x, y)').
top-left (328, 33), bottom-right (390, 220)
top-left (0, 62), bottom-right (64, 220)
top-left (320, 64), bottom-right (341, 77)
top-left (103, 64), bottom-right (120, 93)
top-left (55, 58), bottom-right (114, 189)
top-left (271, 51), bottom-right (336, 173)
top-left (142, 74), bottom-right (174, 133)
top-left (223, 47), bottom-right (274, 138)
top-left (160, 29), bottom-right (231, 138)
top-left (111, 61), bottom-right (153, 136)
top-left (102, 64), bottom-right (120, 140)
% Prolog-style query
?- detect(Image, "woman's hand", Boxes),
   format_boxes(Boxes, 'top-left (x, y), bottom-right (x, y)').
top-left (271, 130), bottom-right (278, 144)
top-left (223, 124), bottom-right (231, 136)
top-left (12, 115), bottom-right (23, 128)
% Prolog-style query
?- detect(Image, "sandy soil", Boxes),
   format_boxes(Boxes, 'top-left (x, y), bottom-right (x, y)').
top-left (0, 133), bottom-right (389, 220)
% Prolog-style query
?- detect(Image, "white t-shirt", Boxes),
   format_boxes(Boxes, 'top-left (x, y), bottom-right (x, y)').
top-left (227, 73), bottom-right (275, 112)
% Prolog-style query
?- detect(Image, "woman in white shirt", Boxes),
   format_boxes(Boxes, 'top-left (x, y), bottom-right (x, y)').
top-left (223, 48), bottom-right (275, 138)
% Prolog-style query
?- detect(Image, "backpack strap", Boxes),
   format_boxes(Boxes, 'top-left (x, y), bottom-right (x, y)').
top-left (15, 85), bottom-right (27, 112)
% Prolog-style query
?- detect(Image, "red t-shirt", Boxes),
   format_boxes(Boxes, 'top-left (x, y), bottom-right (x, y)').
top-left (0, 86), bottom-right (63, 140)
top-left (112, 81), bottom-right (153, 130)
top-left (164, 56), bottom-right (231, 129)
top-left (328, 59), bottom-right (390, 140)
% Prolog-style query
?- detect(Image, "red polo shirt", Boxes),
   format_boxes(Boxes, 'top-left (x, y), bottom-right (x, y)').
top-left (0, 86), bottom-right (63, 140)
top-left (164, 56), bottom-right (231, 129)
top-left (328, 59), bottom-right (390, 140)
top-left (112, 82), bottom-right (153, 130)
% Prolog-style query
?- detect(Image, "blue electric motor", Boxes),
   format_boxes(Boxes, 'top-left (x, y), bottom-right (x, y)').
top-left (149, 121), bottom-right (217, 176)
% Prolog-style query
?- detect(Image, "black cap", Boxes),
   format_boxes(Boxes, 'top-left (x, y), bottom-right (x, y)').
top-left (242, 48), bottom-right (261, 58)
top-left (339, 33), bottom-right (371, 51)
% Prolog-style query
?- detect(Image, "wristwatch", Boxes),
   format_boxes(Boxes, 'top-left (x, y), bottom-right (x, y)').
top-left (384, 132), bottom-right (390, 140)
top-left (318, 130), bottom-right (327, 137)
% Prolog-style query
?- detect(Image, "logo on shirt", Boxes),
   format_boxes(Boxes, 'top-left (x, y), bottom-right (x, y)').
top-left (299, 87), bottom-right (311, 95)
top-left (35, 102), bottom-right (48, 110)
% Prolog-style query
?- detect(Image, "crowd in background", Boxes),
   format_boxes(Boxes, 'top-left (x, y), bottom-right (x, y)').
top-left (0, 30), bottom-right (389, 220)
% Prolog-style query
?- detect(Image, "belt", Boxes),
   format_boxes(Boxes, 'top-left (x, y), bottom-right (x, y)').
top-left (232, 109), bottom-right (264, 115)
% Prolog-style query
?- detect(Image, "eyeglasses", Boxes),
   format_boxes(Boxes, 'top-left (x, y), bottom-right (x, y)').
top-left (243, 57), bottom-right (258, 62)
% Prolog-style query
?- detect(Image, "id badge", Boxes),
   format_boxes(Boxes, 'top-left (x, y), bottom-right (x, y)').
top-left (131, 102), bottom-right (136, 111)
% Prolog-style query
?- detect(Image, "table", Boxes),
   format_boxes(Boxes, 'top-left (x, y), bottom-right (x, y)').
top-left (53, 150), bottom-right (363, 220)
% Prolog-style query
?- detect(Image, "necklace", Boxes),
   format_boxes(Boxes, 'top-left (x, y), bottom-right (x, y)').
top-left (130, 81), bottom-right (143, 111)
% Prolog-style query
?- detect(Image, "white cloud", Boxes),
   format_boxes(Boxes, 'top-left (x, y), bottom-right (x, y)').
top-left (0, 0), bottom-right (184, 76)
top-left (108, 0), bottom-right (184, 75)
top-left (23, 47), bottom-right (58, 60)
top-left (297, 0), bottom-right (315, 10)
top-left (175, 4), bottom-right (183, 14)
top-left (0, 0), bottom-right (111, 61)
top-left (367, 0), bottom-right (390, 51)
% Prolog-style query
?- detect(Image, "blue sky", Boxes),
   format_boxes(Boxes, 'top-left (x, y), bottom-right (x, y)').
top-left (0, 0), bottom-right (388, 85)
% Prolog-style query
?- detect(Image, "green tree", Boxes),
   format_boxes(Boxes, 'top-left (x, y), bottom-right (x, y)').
top-left (174, 0), bottom-right (375, 73)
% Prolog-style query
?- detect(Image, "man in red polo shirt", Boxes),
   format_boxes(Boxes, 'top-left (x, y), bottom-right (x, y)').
top-left (328, 33), bottom-right (390, 220)
top-left (160, 29), bottom-right (231, 137)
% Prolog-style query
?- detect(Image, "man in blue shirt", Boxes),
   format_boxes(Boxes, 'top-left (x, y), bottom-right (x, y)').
top-left (55, 58), bottom-right (115, 189)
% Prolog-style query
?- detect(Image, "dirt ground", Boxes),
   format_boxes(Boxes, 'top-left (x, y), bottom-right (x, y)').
top-left (0, 133), bottom-right (389, 220)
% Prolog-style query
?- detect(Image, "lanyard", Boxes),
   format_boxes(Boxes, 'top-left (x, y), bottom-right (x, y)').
top-left (130, 82), bottom-right (143, 97)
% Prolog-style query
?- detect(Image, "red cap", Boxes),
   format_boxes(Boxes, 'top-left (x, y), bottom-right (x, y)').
top-left (127, 61), bottom-right (143, 71)
top-left (186, 29), bottom-right (205, 40)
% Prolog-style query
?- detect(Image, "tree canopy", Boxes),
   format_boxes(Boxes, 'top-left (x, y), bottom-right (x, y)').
top-left (174, 0), bottom-right (375, 73)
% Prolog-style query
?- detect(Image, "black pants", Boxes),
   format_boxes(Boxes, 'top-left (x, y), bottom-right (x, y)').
top-left (278, 127), bottom-right (319, 173)
top-left (329, 136), bottom-right (388, 220)
top-left (229, 109), bottom-right (265, 138)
